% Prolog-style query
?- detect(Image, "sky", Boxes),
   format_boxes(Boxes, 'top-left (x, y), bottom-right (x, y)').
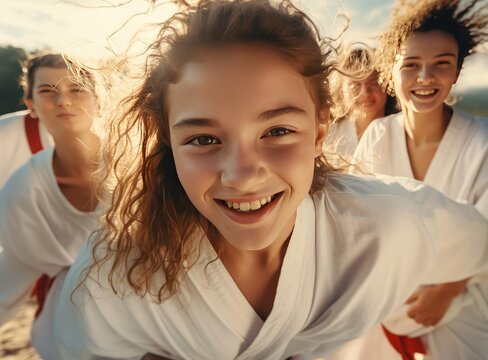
top-left (1, 0), bottom-right (487, 91)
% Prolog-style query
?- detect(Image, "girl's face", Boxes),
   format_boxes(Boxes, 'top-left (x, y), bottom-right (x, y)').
top-left (392, 30), bottom-right (460, 115)
top-left (343, 72), bottom-right (387, 122)
top-left (168, 45), bottom-right (327, 251)
top-left (25, 66), bottom-right (98, 137)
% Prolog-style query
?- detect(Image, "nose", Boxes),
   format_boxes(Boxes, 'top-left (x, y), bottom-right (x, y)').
top-left (417, 65), bottom-right (434, 84)
top-left (356, 84), bottom-right (374, 102)
top-left (56, 92), bottom-right (72, 108)
top-left (220, 143), bottom-right (267, 191)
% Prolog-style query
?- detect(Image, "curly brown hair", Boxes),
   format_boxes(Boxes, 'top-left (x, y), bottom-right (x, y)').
top-left (89, 0), bottom-right (337, 302)
top-left (378, 0), bottom-right (488, 95)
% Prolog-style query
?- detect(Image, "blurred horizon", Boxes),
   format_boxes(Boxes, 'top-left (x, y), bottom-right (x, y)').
top-left (1, 0), bottom-right (487, 92)
top-left (0, 0), bottom-right (487, 116)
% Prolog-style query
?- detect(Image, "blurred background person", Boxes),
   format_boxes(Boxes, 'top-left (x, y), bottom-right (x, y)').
top-left (0, 53), bottom-right (101, 331)
top-left (325, 46), bottom-right (398, 160)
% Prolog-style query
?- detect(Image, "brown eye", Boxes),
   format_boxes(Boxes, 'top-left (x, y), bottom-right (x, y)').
top-left (187, 135), bottom-right (220, 146)
top-left (402, 63), bottom-right (418, 69)
top-left (263, 127), bottom-right (293, 137)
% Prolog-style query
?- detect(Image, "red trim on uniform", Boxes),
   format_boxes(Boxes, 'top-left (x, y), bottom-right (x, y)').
top-left (31, 275), bottom-right (55, 318)
top-left (25, 113), bottom-right (54, 318)
top-left (382, 325), bottom-right (427, 360)
top-left (24, 113), bottom-right (43, 154)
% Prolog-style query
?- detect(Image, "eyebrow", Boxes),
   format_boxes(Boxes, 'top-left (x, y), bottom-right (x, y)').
top-left (172, 106), bottom-right (307, 130)
top-left (36, 83), bottom-right (56, 89)
top-left (172, 117), bottom-right (219, 129)
top-left (35, 82), bottom-right (82, 90)
top-left (403, 53), bottom-right (457, 60)
top-left (258, 106), bottom-right (306, 121)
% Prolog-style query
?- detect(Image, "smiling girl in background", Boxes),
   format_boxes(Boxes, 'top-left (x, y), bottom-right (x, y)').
top-left (350, 0), bottom-right (488, 358)
top-left (9, 1), bottom-right (487, 359)
top-left (326, 46), bottom-right (397, 158)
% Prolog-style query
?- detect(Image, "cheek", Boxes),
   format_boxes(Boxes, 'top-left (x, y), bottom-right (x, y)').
top-left (32, 97), bottom-right (52, 112)
top-left (374, 92), bottom-right (388, 107)
top-left (393, 72), bottom-right (409, 99)
top-left (266, 142), bottom-right (316, 190)
top-left (443, 70), bottom-right (459, 87)
top-left (172, 150), bottom-right (218, 199)
top-left (392, 64), bottom-right (405, 89)
top-left (85, 98), bottom-right (99, 115)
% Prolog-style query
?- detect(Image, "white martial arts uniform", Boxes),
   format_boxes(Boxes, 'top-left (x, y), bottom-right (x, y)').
top-left (0, 110), bottom-right (53, 323)
top-left (0, 147), bottom-right (101, 324)
top-left (325, 118), bottom-right (359, 158)
top-left (331, 110), bottom-right (488, 360)
top-left (30, 173), bottom-right (488, 360)
top-left (0, 110), bottom-right (52, 187)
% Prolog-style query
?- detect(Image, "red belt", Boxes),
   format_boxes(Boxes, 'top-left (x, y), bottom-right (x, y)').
top-left (382, 325), bottom-right (426, 360)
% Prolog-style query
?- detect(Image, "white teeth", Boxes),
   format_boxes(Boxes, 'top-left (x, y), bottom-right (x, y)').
top-left (250, 200), bottom-right (261, 210)
top-left (224, 195), bottom-right (276, 212)
top-left (239, 202), bottom-right (251, 211)
top-left (414, 89), bottom-right (435, 96)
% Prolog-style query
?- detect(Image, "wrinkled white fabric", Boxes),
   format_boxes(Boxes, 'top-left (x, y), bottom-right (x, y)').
top-left (31, 174), bottom-right (488, 360)
top-left (332, 110), bottom-right (488, 360)
top-left (0, 148), bottom-right (101, 324)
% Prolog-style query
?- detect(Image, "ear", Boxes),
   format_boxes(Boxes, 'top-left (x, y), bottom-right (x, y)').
top-left (24, 98), bottom-right (38, 119)
top-left (314, 107), bottom-right (329, 157)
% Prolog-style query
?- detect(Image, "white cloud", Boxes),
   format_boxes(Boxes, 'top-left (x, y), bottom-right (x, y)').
top-left (0, 0), bottom-right (177, 58)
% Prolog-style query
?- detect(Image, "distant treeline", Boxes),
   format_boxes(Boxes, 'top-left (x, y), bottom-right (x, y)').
top-left (0, 45), bottom-right (28, 115)
top-left (0, 44), bottom-right (486, 117)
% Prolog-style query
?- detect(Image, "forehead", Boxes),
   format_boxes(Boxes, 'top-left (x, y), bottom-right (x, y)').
top-left (346, 72), bottom-right (379, 85)
top-left (33, 66), bottom-right (78, 86)
top-left (167, 45), bottom-right (315, 123)
top-left (398, 30), bottom-right (459, 58)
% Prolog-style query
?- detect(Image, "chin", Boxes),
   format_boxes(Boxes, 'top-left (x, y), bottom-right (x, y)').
top-left (231, 236), bottom-right (275, 251)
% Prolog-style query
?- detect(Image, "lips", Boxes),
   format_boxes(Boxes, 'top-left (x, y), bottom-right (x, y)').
top-left (223, 194), bottom-right (276, 212)
top-left (57, 112), bottom-right (75, 118)
top-left (215, 192), bottom-right (283, 224)
top-left (411, 89), bottom-right (438, 97)
top-left (220, 193), bottom-right (280, 212)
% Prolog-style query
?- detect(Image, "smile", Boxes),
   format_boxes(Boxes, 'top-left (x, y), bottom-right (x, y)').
top-left (215, 192), bottom-right (283, 225)
top-left (222, 194), bottom-right (278, 212)
top-left (411, 89), bottom-right (438, 96)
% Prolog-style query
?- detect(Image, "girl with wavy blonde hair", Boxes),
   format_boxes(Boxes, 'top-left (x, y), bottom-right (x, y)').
top-left (327, 46), bottom-right (398, 158)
